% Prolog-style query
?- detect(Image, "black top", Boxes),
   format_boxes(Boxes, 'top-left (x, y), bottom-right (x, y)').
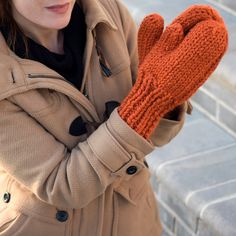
top-left (0, 3), bottom-right (86, 90)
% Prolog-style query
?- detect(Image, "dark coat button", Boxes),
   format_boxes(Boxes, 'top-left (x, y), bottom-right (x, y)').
top-left (56, 211), bottom-right (68, 222)
top-left (3, 192), bottom-right (11, 203)
top-left (126, 166), bottom-right (138, 175)
top-left (69, 116), bottom-right (87, 136)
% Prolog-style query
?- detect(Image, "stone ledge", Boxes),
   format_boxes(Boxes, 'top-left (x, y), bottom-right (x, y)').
top-left (147, 108), bottom-right (236, 236)
top-left (192, 76), bottom-right (236, 137)
top-left (213, 0), bottom-right (236, 12)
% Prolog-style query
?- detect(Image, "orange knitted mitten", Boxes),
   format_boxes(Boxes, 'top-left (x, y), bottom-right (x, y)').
top-left (118, 5), bottom-right (228, 139)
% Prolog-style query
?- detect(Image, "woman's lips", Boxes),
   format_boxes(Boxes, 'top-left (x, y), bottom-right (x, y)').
top-left (46, 3), bottom-right (70, 14)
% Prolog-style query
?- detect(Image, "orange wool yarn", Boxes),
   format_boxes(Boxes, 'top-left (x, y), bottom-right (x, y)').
top-left (118, 5), bottom-right (228, 139)
top-left (138, 13), bottom-right (164, 65)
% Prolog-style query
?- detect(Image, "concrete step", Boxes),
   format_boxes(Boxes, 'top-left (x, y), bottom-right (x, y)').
top-left (216, 0), bottom-right (236, 12)
top-left (147, 108), bottom-right (236, 236)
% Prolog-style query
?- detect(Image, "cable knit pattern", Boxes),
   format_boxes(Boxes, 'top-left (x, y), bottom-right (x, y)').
top-left (118, 5), bottom-right (228, 139)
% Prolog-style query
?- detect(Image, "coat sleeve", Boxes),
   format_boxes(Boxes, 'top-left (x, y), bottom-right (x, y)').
top-left (0, 99), bottom-right (153, 209)
top-left (115, 0), bottom-right (191, 146)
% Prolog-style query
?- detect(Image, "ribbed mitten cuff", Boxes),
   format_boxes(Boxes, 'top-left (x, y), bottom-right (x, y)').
top-left (118, 70), bottom-right (172, 139)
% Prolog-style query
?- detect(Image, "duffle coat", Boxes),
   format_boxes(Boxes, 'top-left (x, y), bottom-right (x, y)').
top-left (0, 0), bottom-right (190, 235)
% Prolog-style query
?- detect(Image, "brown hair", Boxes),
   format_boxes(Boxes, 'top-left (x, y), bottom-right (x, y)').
top-left (0, 0), bottom-right (28, 54)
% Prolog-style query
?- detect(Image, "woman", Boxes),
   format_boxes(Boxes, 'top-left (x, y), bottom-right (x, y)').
top-left (0, 0), bottom-right (227, 236)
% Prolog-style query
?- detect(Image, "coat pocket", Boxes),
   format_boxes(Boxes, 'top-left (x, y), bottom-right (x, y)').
top-left (0, 207), bottom-right (26, 236)
top-left (0, 176), bottom-right (68, 236)
top-left (114, 166), bottom-right (150, 204)
top-left (114, 182), bottom-right (162, 236)
top-left (113, 169), bottom-right (162, 236)
top-left (0, 206), bottom-right (67, 236)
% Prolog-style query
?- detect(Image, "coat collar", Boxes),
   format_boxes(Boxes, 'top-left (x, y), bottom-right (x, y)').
top-left (0, 0), bottom-right (118, 101)
top-left (77, 0), bottom-right (118, 30)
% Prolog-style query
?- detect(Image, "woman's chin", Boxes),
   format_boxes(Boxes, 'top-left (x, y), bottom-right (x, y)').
top-left (43, 17), bottom-right (71, 30)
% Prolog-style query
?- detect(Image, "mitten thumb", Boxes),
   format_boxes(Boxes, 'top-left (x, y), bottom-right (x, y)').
top-left (138, 13), bottom-right (164, 65)
top-left (158, 23), bottom-right (184, 52)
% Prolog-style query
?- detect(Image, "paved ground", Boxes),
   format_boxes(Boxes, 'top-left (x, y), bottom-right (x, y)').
top-left (122, 0), bottom-right (236, 235)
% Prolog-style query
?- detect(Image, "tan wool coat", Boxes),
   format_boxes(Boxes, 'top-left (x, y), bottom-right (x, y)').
top-left (0, 0), bottom-right (190, 235)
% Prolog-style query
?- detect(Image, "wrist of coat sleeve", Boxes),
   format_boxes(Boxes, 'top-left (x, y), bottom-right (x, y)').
top-left (150, 101), bottom-right (190, 146)
top-left (85, 108), bottom-right (154, 181)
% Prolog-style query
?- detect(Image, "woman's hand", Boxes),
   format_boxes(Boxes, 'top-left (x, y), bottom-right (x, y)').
top-left (119, 5), bottom-right (228, 139)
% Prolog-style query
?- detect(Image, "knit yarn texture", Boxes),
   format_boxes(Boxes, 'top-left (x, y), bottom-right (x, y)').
top-left (118, 5), bottom-right (228, 139)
